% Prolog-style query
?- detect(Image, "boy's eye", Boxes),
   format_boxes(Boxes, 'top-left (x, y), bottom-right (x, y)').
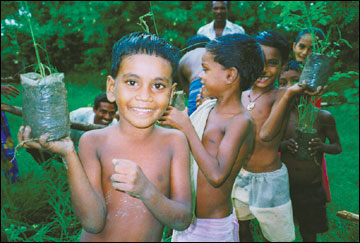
top-left (299, 44), bottom-right (306, 49)
top-left (267, 60), bottom-right (279, 66)
top-left (126, 80), bottom-right (137, 86)
top-left (153, 83), bottom-right (165, 90)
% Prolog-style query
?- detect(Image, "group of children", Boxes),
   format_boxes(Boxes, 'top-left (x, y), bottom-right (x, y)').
top-left (17, 28), bottom-right (342, 242)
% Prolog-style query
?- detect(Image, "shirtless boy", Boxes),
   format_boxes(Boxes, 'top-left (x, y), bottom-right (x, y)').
top-left (279, 66), bottom-right (342, 242)
top-left (159, 33), bottom-right (264, 242)
top-left (18, 32), bottom-right (192, 242)
top-left (232, 30), bottom-right (325, 242)
top-left (177, 35), bottom-right (210, 115)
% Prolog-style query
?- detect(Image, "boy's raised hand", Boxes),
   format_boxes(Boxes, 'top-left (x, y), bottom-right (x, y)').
top-left (158, 106), bottom-right (190, 132)
top-left (17, 126), bottom-right (74, 156)
top-left (111, 159), bottom-right (151, 199)
top-left (1, 85), bottom-right (20, 99)
top-left (287, 80), bottom-right (327, 97)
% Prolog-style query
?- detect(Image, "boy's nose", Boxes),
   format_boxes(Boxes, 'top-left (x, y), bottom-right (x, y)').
top-left (135, 87), bottom-right (153, 102)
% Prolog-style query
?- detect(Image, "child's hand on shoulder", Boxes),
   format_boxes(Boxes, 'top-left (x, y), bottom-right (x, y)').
top-left (111, 159), bottom-right (151, 199)
top-left (308, 137), bottom-right (325, 156)
top-left (158, 106), bottom-right (190, 132)
top-left (17, 126), bottom-right (74, 156)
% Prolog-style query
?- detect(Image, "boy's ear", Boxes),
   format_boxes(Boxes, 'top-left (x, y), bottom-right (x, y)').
top-left (292, 42), bottom-right (297, 52)
top-left (106, 75), bottom-right (116, 103)
top-left (225, 67), bottom-right (238, 85)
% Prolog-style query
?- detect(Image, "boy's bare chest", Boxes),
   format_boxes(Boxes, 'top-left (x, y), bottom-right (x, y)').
top-left (99, 141), bottom-right (172, 192)
top-left (202, 112), bottom-right (230, 152)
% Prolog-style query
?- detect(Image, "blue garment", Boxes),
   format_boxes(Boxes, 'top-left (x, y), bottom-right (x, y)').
top-left (1, 111), bottom-right (19, 183)
top-left (188, 78), bottom-right (203, 116)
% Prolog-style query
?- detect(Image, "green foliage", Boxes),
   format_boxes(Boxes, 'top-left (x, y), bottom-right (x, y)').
top-left (1, 160), bottom-right (82, 242)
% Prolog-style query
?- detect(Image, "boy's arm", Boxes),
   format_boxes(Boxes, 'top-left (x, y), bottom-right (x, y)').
top-left (18, 126), bottom-right (107, 234)
top-left (309, 110), bottom-right (342, 156)
top-left (260, 81), bottom-right (325, 142)
top-left (111, 131), bottom-right (192, 231)
top-left (159, 107), bottom-right (252, 187)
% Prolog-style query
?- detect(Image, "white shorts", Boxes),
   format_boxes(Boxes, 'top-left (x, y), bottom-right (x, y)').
top-left (232, 163), bottom-right (295, 242)
top-left (171, 209), bottom-right (239, 242)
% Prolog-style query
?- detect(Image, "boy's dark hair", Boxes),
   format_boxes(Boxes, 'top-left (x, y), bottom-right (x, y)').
top-left (254, 30), bottom-right (290, 64)
top-left (295, 28), bottom-right (325, 44)
top-left (185, 35), bottom-right (211, 52)
top-left (284, 60), bottom-right (302, 73)
top-left (94, 93), bottom-right (117, 110)
top-left (206, 34), bottom-right (264, 91)
top-left (111, 32), bottom-right (180, 81)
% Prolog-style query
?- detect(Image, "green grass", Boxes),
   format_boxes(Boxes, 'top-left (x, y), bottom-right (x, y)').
top-left (1, 75), bottom-right (359, 242)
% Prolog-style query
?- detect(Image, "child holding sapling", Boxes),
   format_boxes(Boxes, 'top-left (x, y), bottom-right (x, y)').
top-left (18, 32), bottom-right (192, 242)
top-left (278, 63), bottom-right (342, 242)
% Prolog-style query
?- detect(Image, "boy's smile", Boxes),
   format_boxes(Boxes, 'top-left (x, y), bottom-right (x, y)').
top-left (254, 45), bottom-right (282, 89)
top-left (107, 54), bottom-right (175, 129)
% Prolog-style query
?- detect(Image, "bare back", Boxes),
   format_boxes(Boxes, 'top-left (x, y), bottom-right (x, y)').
top-left (196, 107), bottom-right (254, 218)
top-left (79, 125), bottom-right (185, 242)
top-left (241, 88), bottom-right (288, 172)
top-left (178, 48), bottom-right (206, 94)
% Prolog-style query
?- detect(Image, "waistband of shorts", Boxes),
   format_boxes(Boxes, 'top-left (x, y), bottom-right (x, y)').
top-left (240, 163), bottom-right (287, 177)
top-left (196, 208), bottom-right (236, 223)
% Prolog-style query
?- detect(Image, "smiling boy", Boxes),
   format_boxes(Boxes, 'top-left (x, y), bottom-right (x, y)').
top-left (159, 33), bottom-right (264, 242)
top-left (18, 32), bottom-right (192, 242)
top-left (232, 30), bottom-right (325, 242)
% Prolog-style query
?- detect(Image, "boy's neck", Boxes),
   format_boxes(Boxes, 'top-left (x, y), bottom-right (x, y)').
top-left (251, 84), bottom-right (276, 94)
top-left (117, 119), bottom-right (156, 140)
top-left (214, 89), bottom-right (244, 113)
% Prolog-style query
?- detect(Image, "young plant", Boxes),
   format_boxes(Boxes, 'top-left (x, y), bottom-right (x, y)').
top-left (296, 95), bottom-right (319, 132)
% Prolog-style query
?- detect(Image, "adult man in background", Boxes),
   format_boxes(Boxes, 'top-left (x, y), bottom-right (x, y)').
top-left (70, 93), bottom-right (118, 147)
top-left (197, 1), bottom-right (245, 40)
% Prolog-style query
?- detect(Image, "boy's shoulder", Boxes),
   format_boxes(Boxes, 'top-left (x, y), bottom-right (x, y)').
top-left (79, 125), bottom-right (115, 146)
top-left (317, 109), bottom-right (335, 124)
top-left (156, 125), bottom-right (187, 141)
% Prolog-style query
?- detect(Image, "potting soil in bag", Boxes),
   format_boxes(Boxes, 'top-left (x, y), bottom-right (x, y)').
top-left (299, 53), bottom-right (336, 92)
top-left (21, 72), bottom-right (70, 141)
top-left (294, 128), bottom-right (318, 161)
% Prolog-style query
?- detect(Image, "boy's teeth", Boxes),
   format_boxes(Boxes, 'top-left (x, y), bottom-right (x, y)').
top-left (133, 108), bottom-right (152, 112)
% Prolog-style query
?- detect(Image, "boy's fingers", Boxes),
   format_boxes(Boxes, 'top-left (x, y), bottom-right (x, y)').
top-left (38, 133), bottom-right (51, 148)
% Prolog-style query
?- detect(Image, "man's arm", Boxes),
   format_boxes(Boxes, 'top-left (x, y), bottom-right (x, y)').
top-left (111, 131), bottom-right (192, 231)
top-left (159, 107), bottom-right (252, 187)
top-left (309, 110), bottom-right (342, 156)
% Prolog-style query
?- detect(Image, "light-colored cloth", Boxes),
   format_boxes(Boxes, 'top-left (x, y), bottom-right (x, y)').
top-left (69, 107), bottom-right (118, 147)
top-left (197, 20), bottom-right (245, 40)
top-left (172, 99), bottom-right (217, 241)
top-left (232, 163), bottom-right (295, 242)
top-left (172, 209), bottom-right (239, 242)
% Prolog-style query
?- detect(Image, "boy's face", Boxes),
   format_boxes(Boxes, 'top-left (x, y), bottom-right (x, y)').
top-left (93, 102), bottom-right (117, 125)
top-left (293, 34), bottom-right (313, 63)
top-left (279, 69), bottom-right (301, 88)
top-left (254, 45), bottom-right (283, 89)
top-left (199, 51), bottom-right (228, 98)
top-left (107, 54), bottom-right (175, 129)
